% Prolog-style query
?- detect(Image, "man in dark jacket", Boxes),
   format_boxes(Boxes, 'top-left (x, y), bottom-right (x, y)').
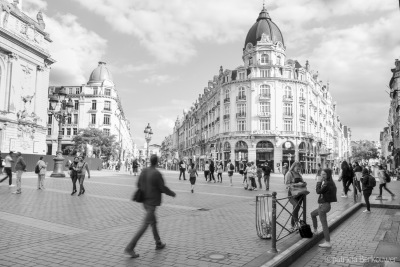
top-left (125, 155), bottom-right (176, 258)
top-left (361, 168), bottom-right (373, 213)
top-left (262, 163), bottom-right (272, 190)
top-left (209, 160), bottom-right (215, 183)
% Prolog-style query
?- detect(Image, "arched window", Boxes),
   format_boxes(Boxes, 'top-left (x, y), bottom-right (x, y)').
top-left (225, 88), bottom-right (230, 100)
top-left (256, 141), bottom-right (274, 149)
top-left (238, 87), bottom-right (245, 99)
top-left (260, 84), bottom-right (270, 96)
top-left (235, 141), bottom-right (248, 150)
top-left (261, 54), bottom-right (269, 64)
top-left (285, 86), bottom-right (292, 98)
top-left (299, 142), bottom-right (306, 151)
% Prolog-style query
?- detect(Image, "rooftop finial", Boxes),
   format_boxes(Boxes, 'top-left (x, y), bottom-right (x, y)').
top-left (263, 0), bottom-right (266, 10)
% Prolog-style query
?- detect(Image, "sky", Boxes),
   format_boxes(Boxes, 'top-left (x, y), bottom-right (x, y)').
top-left (23, 0), bottom-right (400, 146)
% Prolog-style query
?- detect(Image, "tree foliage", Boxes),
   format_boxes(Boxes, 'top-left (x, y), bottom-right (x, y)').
top-left (67, 128), bottom-right (120, 160)
top-left (351, 140), bottom-right (379, 161)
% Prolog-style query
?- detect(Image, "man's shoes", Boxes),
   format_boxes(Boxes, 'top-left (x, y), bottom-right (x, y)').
top-left (124, 249), bottom-right (139, 258)
top-left (318, 242), bottom-right (332, 248)
top-left (9, 185), bottom-right (15, 187)
top-left (376, 195), bottom-right (382, 199)
top-left (363, 209), bottom-right (371, 213)
top-left (191, 189), bottom-right (193, 193)
top-left (341, 194), bottom-right (348, 198)
top-left (12, 191), bottom-right (21, 194)
top-left (155, 242), bottom-right (166, 250)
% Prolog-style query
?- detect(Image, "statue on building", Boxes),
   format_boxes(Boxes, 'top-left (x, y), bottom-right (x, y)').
top-left (37, 10), bottom-right (45, 30)
top-left (0, 2), bottom-right (11, 28)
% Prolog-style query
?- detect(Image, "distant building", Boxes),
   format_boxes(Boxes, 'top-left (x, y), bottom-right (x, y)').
top-left (46, 62), bottom-right (134, 160)
top-left (0, 1), bottom-right (54, 154)
top-left (134, 143), bottom-right (161, 163)
top-left (164, 5), bottom-right (351, 172)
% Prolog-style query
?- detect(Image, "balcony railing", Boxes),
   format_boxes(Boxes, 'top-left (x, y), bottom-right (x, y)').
top-left (281, 131), bottom-right (295, 135)
top-left (236, 112), bottom-right (246, 118)
top-left (236, 95), bottom-right (246, 101)
top-left (224, 98), bottom-right (230, 103)
top-left (283, 113), bottom-right (293, 117)
top-left (259, 94), bottom-right (271, 99)
top-left (283, 95), bottom-right (293, 101)
top-left (258, 112), bottom-right (271, 117)
top-left (223, 114), bottom-right (230, 120)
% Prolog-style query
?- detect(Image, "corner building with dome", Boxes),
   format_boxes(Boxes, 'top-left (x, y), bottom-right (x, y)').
top-left (46, 62), bottom-right (134, 160)
top-left (166, 6), bottom-right (352, 172)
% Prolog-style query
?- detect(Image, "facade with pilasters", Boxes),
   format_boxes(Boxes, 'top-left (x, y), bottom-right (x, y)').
top-left (165, 6), bottom-right (351, 173)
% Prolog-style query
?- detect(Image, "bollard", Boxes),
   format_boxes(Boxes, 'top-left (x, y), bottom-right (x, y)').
top-left (269, 191), bottom-right (278, 253)
top-left (302, 195), bottom-right (307, 223)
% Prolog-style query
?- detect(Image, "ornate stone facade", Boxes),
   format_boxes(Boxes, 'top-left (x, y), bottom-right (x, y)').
top-left (388, 59), bottom-right (400, 167)
top-left (0, 0), bottom-right (54, 154)
top-left (46, 62), bottom-right (134, 160)
top-left (164, 6), bottom-right (352, 172)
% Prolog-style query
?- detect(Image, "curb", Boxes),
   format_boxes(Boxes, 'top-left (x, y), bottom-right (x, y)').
top-left (366, 203), bottom-right (400, 209)
top-left (262, 202), bottom-right (363, 267)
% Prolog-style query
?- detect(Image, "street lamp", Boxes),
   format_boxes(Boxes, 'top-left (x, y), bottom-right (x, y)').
top-left (144, 123), bottom-right (153, 167)
top-left (49, 87), bottom-right (74, 177)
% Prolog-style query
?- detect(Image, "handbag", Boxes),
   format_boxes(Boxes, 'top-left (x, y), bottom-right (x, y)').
top-left (132, 174), bottom-right (146, 203)
top-left (298, 220), bottom-right (313, 238)
top-left (289, 183), bottom-right (310, 198)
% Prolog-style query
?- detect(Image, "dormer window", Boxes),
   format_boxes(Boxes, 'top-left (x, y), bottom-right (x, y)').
top-left (239, 72), bottom-right (245, 80)
top-left (261, 54), bottom-right (269, 64)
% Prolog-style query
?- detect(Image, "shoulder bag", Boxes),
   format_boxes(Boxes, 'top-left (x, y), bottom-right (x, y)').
top-left (289, 172), bottom-right (309, 198)
top-left (132, 173), bottom-right (146, 203)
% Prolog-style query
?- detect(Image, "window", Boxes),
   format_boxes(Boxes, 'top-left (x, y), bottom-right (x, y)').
top-left (260, 102), bottom-right (270, 113)
top-left (260, 69), bottom-right (270, 78)
top-left (225, 89), bottom-right (230, 100)
top-left (237, 120), bottom-right (246, 131)
top-left (260, 84), bottom-right (270, 96)
top-left (260, 119), bottom-right (270, 130)
top-left (283, 103), bottom-right (292, 115)
top-left (73, 114), bottom-right (78, 124)
top-left (105, 88), bottom-right (111, 96)
top-left (67, 115), bottom-right (72, 124)
top-left (91, 114), bottom-right (96, 124)
top-left (104, 114), bottom-right (111, 125)
top-left (67, 128), bottom-right (71, 136)
top-left (93, 87), bottom-right (98, 95)
top-left (300, 105), bottom-right (305, 115)
top-left (237, 103), bottom-right (246, 115)
top-left (48, 114), bottom-right (52, 124)
top-left (224, 121), bottom-right (230, 132)
top-left (300, 121), bottom-right (305, 132)
top-left (74, 100), bottom-right (79, 110)
top-left (284, 120), bottom-right (293, 131)
top-left (73, 128), bottom-right (78, 136)
top-left (300, 88), bottom-right (304, 99)
top-left (277, 56), bottom-right (281, 65)
top-left (68, 87), bottom-right (73, 94)
top-left (47, 128), bottom-right (51, 135)
top-left (239, 72), bottom-right (245, 80)
top-left (75, 87), bottom-right (81, 94)
top-left (103, 129), bottom-right (110, 136)
top-left (261, 54), bottom-right (269, 64)
top-left (61, 128), bottom-right (65, 136)
top-left (284, 86), bottom-right (292, 98)
top-left (104, 101), bottom-right (111, 111)
top-left (91, 100), bottom-right (97, 110)
top-left (238, 87), bottom-right (245, 99)
top-left (224, 105), bottom-right (230, 114)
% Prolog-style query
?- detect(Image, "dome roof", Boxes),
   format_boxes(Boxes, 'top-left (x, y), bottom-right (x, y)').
top-left (244, 6), bottom-right (284, 50)
top-left (88, 62), bottom-right (113, 85)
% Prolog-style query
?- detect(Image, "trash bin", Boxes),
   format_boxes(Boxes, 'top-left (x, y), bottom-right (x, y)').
top-left (256, 194), bottom-right (272, 239)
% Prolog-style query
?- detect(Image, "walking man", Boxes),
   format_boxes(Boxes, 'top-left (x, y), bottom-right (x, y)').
top-left (13, 152), bottom-right (26, 194)
top-left (262, 162), bottom-right (272, 190)
top-left (0, 151), bottom-right (14, 187)
top-left (125, 155), bottom-right (176, 258)
top-left (227, 159), bottom-right (234, 186)
top-left (36, 156), bottom-right (47, 190)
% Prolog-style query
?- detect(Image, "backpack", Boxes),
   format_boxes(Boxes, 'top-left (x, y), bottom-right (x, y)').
top-left (34, 164), bottom-right (40, 174)
top-left (368, 175), bottom-right (376, 188)
top-left (298, 220), bottom-right (313, 238)
top-left (229, 163), bottom-right (235, 171)
top-left (384, 171), bottom-right (391, 183)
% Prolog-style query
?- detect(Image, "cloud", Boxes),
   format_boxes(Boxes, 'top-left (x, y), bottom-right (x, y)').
top-left (142, 74), bottom-right (178, 85)
top-left (24, 0), bottom-right (108, 85)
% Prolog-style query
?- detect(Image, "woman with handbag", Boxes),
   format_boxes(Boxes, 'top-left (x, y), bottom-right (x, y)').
top-left (311, 168), bottom-right (337, 248)
top-left (285, 161), bottom-right (308, 231)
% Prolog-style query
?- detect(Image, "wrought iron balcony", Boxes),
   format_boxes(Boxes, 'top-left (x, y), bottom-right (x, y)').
top-left (224, 98), bottom-right (230, 103)
top-left (236, 112), bottom-right (246, 118)
top-left (283, 95), bottom-right (293, 101)
top-left (236, 95), bottom-right (246, 102)
top-left (259, 94), bottom-right (271, 100)
top-left (258, 112), bottom-right (271, 117)
top-left (223, 114), bottom-right (230, 120)
top-left (283, 113), bottom-right (293, 117)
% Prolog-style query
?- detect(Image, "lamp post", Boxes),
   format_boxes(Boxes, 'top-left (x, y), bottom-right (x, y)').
top-left (144, 123), bottom-right (153, 167)
top-left (49, 87), bottom-right (74, 177)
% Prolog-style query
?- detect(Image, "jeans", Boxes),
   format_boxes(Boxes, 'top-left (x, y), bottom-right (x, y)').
top-left (78, 174), bottom-right (85, 192)
top-left (342, 179), bottom-right (349, 195)
top-left (179, 169), bottom-right (186, 180)
top-left (71, 173), bottom-right (78, 191)
top-left (311, 203), bottom-right (331, 242)
top-left (204, 171), bottom-right (209, 180)
top-left (363, 190), bottom-right (372, 211)
top-left (217, 173), bottom-right (222, 181)
top-left (209, 171), bottom-right (215, 181)
top-left (16, 170), bottom-right (23, 193)
top-left (354, 178), bottom-right (362, 194)
top-left (37, 174), bottom-right (45, 189)
top-left (125, 204), bottom-right (161, 251)
top-left (289, 195), bottom-right (303, 227)
top-left (2, 167), bottom-right (12, 185)
top-left (257, 177), bottom-right (262, 189)
top-left (264, 175), bottom-right (270, 189)
top-left (379, 183), bottom-right (393, 196)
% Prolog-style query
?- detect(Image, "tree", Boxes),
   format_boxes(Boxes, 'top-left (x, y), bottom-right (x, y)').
top-left (68, 128), bottom-right (120, 160)
top-left (351, 140), bottom-right (379, 161)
